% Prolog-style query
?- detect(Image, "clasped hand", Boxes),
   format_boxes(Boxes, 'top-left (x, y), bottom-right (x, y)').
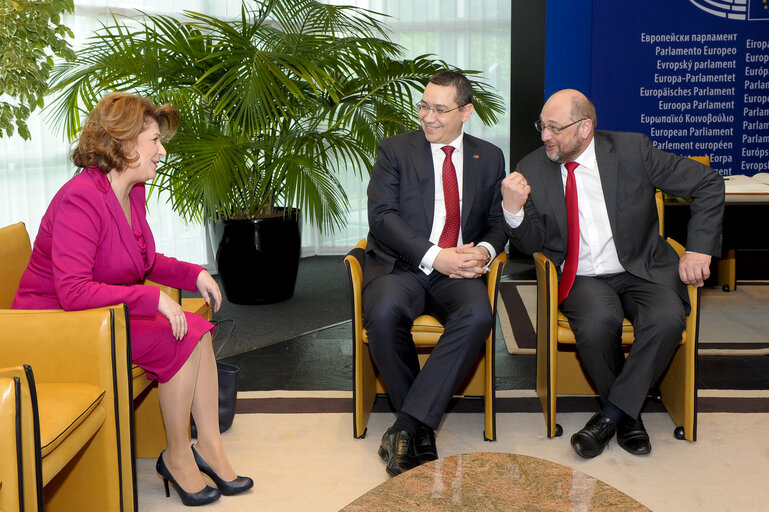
top-left (433, 243), bottom-right (489, 279)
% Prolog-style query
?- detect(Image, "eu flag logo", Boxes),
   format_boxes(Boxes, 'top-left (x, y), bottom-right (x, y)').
top-left (691, 0), bottom-right (769, 20)
top-left (749, 0), bottom-right (769, 20)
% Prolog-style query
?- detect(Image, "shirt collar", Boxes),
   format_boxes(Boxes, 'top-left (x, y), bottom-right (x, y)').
top-left (563, 137), bottom-right (596, 172)
top-left (430, 131), bottom-right (464, 154)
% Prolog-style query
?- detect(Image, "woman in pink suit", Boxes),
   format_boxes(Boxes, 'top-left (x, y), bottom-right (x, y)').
top-left (13, 92), bottom-right (252, 506)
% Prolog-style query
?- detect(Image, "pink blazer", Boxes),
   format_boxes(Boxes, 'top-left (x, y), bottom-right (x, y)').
top-left (13, 167), bottom-right (203, 316)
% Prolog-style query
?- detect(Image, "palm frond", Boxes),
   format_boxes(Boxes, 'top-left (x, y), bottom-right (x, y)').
top-left (45, 0), bottom-right (505, 233)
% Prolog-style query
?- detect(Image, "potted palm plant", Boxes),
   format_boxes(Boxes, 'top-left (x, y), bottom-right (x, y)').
top-left (47, 0), bottom-right (504, 304)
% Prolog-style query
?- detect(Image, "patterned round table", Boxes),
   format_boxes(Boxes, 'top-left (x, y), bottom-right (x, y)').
top-left (341, 452), bottom-right (650, 511)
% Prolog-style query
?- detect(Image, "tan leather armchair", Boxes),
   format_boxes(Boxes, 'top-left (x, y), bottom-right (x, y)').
top-left (0, 222), bottom-right (211, 511)
top-left (534, 229), bottom-right (699, 442)
top-left (344, 239), bottom-right (506, 441)
top-left (0, 311), bottom-right (133, 512)
top-left (0, 222), bottom-right (135, 511)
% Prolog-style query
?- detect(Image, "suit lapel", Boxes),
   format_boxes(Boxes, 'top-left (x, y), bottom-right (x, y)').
top-left (411, 134), bottom-right (436, 231)
top-left (594, 135), bottom-right (620, 235)
top-left (541, 160), bottom-right (569, 243)
top-left (87, 168), bottom-right (146, 277)
top-left (461, 135), bottom-right (478, 228)
top-left (131, 183), bottom-right (156, 266)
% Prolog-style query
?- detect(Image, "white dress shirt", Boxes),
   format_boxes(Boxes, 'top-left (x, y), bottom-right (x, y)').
top-left (503, 138), bottom-right (624, 276)
top-left (419, 132), bottom-right (496, 274)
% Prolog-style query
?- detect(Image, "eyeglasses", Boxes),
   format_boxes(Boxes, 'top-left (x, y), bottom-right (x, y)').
top-left (534, 118), bottom-right (586, 134)
top-left (416, 102), bottom-right (465, 116)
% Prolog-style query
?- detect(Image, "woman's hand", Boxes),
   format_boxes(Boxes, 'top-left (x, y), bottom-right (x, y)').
top-left (158, 291), bottom-right (188, 341)
top-left (196, 270), bottom-right (222, 314)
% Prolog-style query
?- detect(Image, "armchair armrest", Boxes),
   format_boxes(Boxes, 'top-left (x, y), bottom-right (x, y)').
top-left (0, 306), bottom-right (135, 510)
top-left (144, 280), bottom-right (211, 320)
top-left (665, 237), bottom-right (700, 323)
top-left (0, 365), bottom-right (40, 512)
top-left (533, 252), bottom-right (557, 287)
top-left (344, 240), bottom-right (367, 339)
top-left (533, 251), bottom-right (559, 318)
top-left (485, 251), bottom-right (508, 310)
top-left (666, 237), bottom-right (685, 258)
top-left (144, 279), bottom-right (181, 303)
top-left (0, 306), bottom-right (131, 387)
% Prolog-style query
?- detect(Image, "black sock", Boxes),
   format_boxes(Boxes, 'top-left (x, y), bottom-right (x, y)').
top-left (391, 411), bottom-right (421, 436)
top-left (599, 400), bottom-right (627, 426)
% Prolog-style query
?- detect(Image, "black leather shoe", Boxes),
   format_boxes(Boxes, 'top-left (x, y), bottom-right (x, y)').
top-left (378, 428), bottom-right (417, 477)
top-left (570, 414), bottom-right (617, 459)
top-left (617, 416), bottom-right (652, 455)
top-left (192, 446), bottom-right (254, 495)
top-left (156, 451), bottom-right (221, 506)
top-left (414, 425), bottom-right (438, 465)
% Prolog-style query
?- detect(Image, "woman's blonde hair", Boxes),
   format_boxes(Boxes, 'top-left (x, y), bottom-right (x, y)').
top-left (72, 92), bottom-right (180, 173)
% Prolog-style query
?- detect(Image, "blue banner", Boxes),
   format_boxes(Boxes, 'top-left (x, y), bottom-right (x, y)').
top-left (591, 0), bottom-right (769, 176)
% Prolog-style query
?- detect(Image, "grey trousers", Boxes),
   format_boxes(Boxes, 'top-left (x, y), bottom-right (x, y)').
top-left (559, 272), bottom-right (686, 418)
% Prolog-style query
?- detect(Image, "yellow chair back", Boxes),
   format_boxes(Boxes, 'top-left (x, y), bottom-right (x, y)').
top-left (0, 222), bottom-right (32, 308)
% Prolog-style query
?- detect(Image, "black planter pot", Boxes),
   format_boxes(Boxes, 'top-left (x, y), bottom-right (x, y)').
top-left (216, 209), bottom-right (301, 304)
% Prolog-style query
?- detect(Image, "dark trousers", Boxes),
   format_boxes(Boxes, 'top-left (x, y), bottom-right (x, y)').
top-left (362, 265), bottom-right (491, 429)
top-left (559, 272), bottom-right (686, 418)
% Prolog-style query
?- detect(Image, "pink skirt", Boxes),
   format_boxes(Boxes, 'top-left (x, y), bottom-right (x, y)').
top-left (130, 311), bottom-right (215, 383)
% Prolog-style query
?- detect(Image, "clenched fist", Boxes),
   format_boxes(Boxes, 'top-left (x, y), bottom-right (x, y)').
top-left (501, 171), bottom-right (531, 214)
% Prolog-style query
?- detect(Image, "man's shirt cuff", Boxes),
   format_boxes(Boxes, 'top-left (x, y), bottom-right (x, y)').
top-left (503, 203), bottom-right (525, 228)
top-left (477, 242), bottom-right (496, 268)
top-left (419, 244), bottom-right (442, 274)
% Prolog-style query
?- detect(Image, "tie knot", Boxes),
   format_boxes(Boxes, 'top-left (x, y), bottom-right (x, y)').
top-left (442, 145), bottom-right (455, 158)
top-left (565, 161), bottom-right (578, 173)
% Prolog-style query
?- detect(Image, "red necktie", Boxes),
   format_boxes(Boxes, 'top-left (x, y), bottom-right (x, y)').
top-left (438, 145), bottom-right (460, 248)
top-left (558, 161), bottom-right (579, 304)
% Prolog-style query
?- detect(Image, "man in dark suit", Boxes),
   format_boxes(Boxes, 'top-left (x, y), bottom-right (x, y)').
top-left (364, 71), bottom-right (507, 476)
top-left (502, 89), bottom-right (723, 459)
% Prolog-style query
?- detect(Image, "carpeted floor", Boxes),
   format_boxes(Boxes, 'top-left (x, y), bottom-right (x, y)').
top-left (136, 396), bottom-right (769, 511)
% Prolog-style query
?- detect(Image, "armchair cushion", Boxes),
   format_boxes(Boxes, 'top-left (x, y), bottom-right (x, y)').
top-left (411, 315), bottom-right (445, 333)
top-left (37, 383), bottom-right (104, 458)
top-left (362, 314), bottom-right (445, 345)
top-left (556, 312), bottom-right (685, 345)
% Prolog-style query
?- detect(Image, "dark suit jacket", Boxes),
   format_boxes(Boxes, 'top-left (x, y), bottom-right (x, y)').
top-left (364, 130), bottom-right (508, 288)
top-left (506, 130), bottom-right (724, 305)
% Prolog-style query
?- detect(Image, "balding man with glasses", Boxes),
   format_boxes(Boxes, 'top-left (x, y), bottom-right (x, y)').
top-left (363, 70), bottom-right (507, 477)
top-left (502, 89), bottom-right (723, 459)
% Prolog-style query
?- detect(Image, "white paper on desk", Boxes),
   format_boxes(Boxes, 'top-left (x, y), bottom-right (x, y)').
top-left (724, 173), bottom-right (769, 194)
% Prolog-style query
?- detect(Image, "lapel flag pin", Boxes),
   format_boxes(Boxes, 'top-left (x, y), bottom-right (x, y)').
top-left (473, 154), bottom-right (479, 159)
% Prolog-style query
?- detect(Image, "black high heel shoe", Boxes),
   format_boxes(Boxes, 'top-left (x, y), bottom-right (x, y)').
top-left (192, 446), bottom-right (254, 496)
top-left (156, 451), bottom-right (221, 506)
